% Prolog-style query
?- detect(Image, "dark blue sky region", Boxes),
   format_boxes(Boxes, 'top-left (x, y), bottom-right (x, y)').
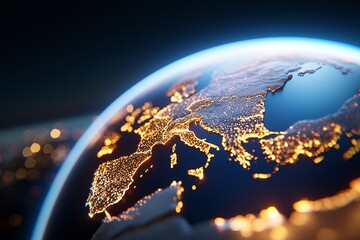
top-left (2, 1), bottom-right (360, 128)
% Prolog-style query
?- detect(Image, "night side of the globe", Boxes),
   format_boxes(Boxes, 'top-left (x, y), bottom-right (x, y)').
top-left (35, 39), bottom-right (360, 240)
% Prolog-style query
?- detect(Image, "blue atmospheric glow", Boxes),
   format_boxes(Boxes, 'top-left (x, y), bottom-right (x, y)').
top-left (32, 37), bottom-right (360, 240)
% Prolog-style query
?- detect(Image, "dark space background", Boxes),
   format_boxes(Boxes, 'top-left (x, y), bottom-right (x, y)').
top-left (1, 0), bottom-right (360, 129)
top-left (1, 1), bottom-right (360, 239)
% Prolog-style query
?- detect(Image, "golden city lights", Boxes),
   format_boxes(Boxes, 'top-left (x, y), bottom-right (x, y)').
top-left (120, 102), bottom-right (159, 133)
top-left (207, 183), bottom-right (360, 239)
top-left (0, 119), bottom-right (88, 231)
top-left (293, 199), bottom-right (313, 213)
top-left (313, 155), bottom-right (324, 164)
top-left (175, 200), bottom-right (183, 213)
top-left (343, 138), bottom-right (360, 160)
top-left (170, 144), bottom-right (177, 168)
top-left (213, 205), bottom-right (284, 236)
top-left (97, 132), bottom-right (121, 158)
top-left (293, 177), bottom-right (360, 213)
top-left (289, 212), bottom-right (310, 226)
top-left (126, 104), bottom-right (134, 113)
top-left (87, 60), bottom-right (360, 222)
top-left (188, 167), bottom-right (204, 180)
top-left (22, 147), bottom-right (33, 157)
top-left (214, 217), bottom-right (226, 227)
top-left (167, 77), bottom-right (198, 103)
top-left (30, 143), bottom-right (41, 153)
top-left (261, 94), bottom-right (360, 168)
top-left (50, 128), bottom-right (61, 138)
top-left (253, 173), bottom-right (272, 179)
top-left (229, 215), bottom-right (248, 231)
top-left (107, 181), bottom-right (184, 222)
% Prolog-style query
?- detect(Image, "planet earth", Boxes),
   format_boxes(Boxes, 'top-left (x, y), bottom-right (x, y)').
top-left (33, 38), bottom-right (360, 240)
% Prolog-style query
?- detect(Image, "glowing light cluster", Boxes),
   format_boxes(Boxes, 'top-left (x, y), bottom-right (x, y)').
top-left (343, 138), bottom-right (360, 160)
top-left (261, 95), bottom-right (360, 166)
top-left (213, 205), bottom-right (285, 238)
top-left (170, 144), bottom-right (177, 168)
top-left (187, 167), bottom-right (204, 180)
top-left (167, 77), bottom-right (198, 103)
top-left (210, 176), bottom-right (360, 239)
top-left (293, 177), bottom-right (360, 213)
top-left (97, 132), bottom-right (121, 158)
top-left (120, 102), bottom-right (159, 133)
top-left (86, 57), bottom-right (360, 219)
top-left (0, 122), bottom-right (86, 232)
top-left (50, 128), bottom-right (61, 139)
